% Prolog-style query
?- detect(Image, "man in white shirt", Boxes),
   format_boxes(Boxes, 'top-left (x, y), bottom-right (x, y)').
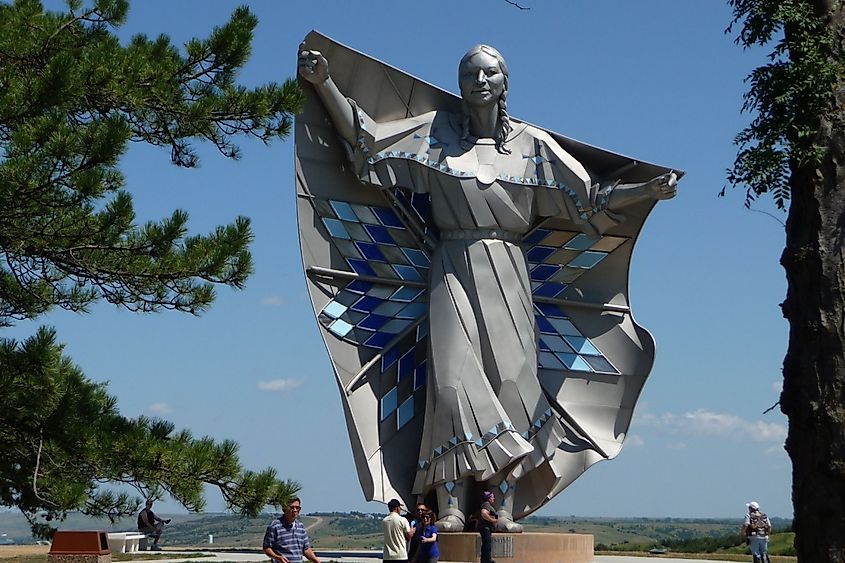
top-left (382, 498), bottom-right (411, 562)
top-left (740, 501), bottom-right (772, 563)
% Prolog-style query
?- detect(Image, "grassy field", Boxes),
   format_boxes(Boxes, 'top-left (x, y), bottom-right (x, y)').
top-left (303, 513), bottom-right (382, 550)
top-left (596, 552), bottom-right (795, 562)
top-left (2, 558), bottom-right (215, 563)
top-left (521, 516), bottom-right (743, 547)
top-left (0, 546), bottom-right (213, 562)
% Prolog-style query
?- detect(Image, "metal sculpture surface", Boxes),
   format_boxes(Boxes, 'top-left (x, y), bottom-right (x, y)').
top-left (294, 31), bottom-right (681, 531)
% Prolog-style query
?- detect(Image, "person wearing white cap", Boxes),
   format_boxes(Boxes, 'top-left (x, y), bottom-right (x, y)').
top-left (740, 501), bottom-right (772, 563)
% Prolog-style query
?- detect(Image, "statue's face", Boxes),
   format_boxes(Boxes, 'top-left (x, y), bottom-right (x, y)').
top-left (459, 51), bottom-right (506, 108)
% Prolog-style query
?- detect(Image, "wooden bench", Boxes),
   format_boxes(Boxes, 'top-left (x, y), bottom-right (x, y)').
top-left (105, 532), bottom-right (146, 553)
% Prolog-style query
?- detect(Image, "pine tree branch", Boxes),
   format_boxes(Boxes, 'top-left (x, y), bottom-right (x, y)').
top-left (763, 401), bottom-right (781, 415)
top-left (746, 207), bottom-right (786, 227)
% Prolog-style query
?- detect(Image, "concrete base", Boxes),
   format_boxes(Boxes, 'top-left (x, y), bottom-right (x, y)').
top-left (437, 532), bottom-right (593, 563)
top-left (48, 556), bottom-right (111, 563)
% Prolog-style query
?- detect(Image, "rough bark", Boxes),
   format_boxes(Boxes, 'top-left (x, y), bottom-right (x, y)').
top-left (781, 2), bottom-right (845, 561)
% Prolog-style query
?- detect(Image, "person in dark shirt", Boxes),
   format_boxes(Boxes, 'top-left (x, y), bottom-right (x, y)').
top-left (478, 491), bottom-right (498, 563)
top-left (137, 499), bottom-right (170, 550)
top-left (407, 501), bottom-right (428, 561)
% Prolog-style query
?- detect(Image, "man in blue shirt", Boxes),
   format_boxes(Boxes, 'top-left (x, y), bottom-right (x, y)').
top-left (263, 498), bottom-right (321, 563)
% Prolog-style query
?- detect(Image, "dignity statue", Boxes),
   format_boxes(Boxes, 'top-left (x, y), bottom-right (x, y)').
top-left (295, 32), bottom-right (680, 532)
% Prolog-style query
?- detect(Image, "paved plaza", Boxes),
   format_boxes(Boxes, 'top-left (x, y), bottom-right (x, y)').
top-left (144, 550), bottom-right (743, 563)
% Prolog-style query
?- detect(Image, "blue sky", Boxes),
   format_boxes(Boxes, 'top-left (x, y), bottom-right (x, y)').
top-left (9, 1), bottom-right (791, 519)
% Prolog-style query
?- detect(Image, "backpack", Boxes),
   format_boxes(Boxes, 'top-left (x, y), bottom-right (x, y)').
top-left (748, 511), bottom-right (771, 536)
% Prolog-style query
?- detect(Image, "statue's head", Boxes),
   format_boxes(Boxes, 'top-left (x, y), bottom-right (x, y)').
top-left (457, 44), bottom-right (512, 152)
top-left (458, 44), bottom-right (509, 106)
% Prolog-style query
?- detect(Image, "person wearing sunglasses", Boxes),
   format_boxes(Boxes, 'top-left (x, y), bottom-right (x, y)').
top-left (414, 511), bottom-right (439, 563)
top-left (407, 502), bottom-right (429, 561)
top-left (263, 498), bottom-right (321, 563)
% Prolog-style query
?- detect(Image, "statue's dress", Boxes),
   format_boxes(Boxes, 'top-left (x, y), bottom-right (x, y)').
top-left (347, 105), bottom-right (622, 493)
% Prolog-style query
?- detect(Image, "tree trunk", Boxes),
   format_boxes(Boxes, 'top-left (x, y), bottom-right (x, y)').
top-left (781, 2), bottom-right (845, 561)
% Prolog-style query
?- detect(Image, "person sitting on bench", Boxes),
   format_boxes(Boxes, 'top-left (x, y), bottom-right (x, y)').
top-left (137, 499), bottom-right (170, 550)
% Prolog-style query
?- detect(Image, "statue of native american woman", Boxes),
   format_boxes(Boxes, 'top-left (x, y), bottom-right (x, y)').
top-left (295, 31), bottom-right (680, 532)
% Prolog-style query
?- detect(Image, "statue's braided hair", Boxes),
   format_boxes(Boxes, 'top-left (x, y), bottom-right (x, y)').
top-left (459, 44), bottom-right (512, 154)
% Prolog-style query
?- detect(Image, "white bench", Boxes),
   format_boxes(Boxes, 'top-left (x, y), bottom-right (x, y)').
top-left (106, 532), bottom-right (147, 553)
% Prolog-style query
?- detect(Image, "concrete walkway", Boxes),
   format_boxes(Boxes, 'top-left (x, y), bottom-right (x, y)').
top-left (595, 558), bottom-right (739, 563)
top-left (145, 550), bottom-right (743, 563)
top-left (135, 550), bottom-right (374, 563)
top-left (143, 550), bottom-right (379, 562)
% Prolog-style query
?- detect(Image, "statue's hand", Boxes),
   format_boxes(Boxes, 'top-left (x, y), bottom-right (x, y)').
top-left (298, 45), bottom-right (329, 84)
top-left (645, 171), bottom-right (678, 200)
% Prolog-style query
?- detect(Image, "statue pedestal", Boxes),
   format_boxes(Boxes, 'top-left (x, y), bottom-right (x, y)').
top-left (437, 532), bottom-right (593, 563)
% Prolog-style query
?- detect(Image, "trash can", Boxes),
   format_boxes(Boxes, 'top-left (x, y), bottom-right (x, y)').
top-left (48, 530), bottom-right (111, 563)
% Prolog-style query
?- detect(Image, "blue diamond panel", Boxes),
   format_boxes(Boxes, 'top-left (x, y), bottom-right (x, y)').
top-left (312, 197), bottom-right (432, 350)
top-left (377, 324), bottom-right (429, 436)
top-left (315, 198), bottom-right (430, 284)
top-left (397, 396), bottom-right (414, 430)
top-left (534, 303), bottom-right (619, 375)
top-left (381, 387), bottom-right (398, 421)
top-left (523, 229), bottom-right (627, 290)
top-left (392, 188), bottom-right (439, 240)
top-left (318, 283), bottom-right (428, 350)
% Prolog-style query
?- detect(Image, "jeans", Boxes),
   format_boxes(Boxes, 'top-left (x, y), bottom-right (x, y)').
top-left (479, 525), bottom-right (493, 563)
top-left (138, 522), bottom-right (163, 544)
top-left (749, 536), bottom-right (769, 561)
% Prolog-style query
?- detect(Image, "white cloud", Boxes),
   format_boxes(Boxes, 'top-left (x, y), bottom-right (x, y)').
top-left (667, 441), bottom-right (688, 450)
top-left (764, 444), bottom-right (786, 456)
top-left (746, 420), bottom-right (788, 442)
top-left (626, 434), bottom-right (645, 447)
top-left (681, 409), bottom-right (786, 443)
top-left (682, 409), bottom-right (743, 434)
top-left (772, 380), bottom-right (783, 393)
top-left (261, 295), bottom-right (286, 306)
top-left (634, 412), bottom-right (676, 426)
top-left (149, 402), bottom-right (174, 415)
top-left (257, 378), bottom-right (304, 392)
top-left (635, 408), bottom-right (786, 444)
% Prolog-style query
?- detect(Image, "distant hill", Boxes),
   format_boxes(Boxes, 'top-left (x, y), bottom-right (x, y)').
top-left (0, 511), bottom-right (281, 547)
top-left (0, 510), bottom-right (793, 553)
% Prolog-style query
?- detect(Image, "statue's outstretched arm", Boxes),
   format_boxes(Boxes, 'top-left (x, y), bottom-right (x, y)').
top-left (607, 171), bottom-right (678, 210)
top-left (298, 46), bottom-right (357, 145)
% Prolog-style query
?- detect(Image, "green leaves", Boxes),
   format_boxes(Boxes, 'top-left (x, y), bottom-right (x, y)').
top-left (0, 329), bottom-right (301, 538)
top-left (726, 0), bottom-right (838, 209)
top-left (0, 0), bottom-right (302, 325)
top-left (0, 0), bottom-right (303, 538)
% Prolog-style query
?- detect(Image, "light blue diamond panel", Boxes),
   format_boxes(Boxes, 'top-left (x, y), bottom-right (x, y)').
top-left (522, 229), bottom-right (628, 299)
top-left (534, 302), bottom-right (619, 375)
top-left (524, 154), bottom-right (554, 166)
